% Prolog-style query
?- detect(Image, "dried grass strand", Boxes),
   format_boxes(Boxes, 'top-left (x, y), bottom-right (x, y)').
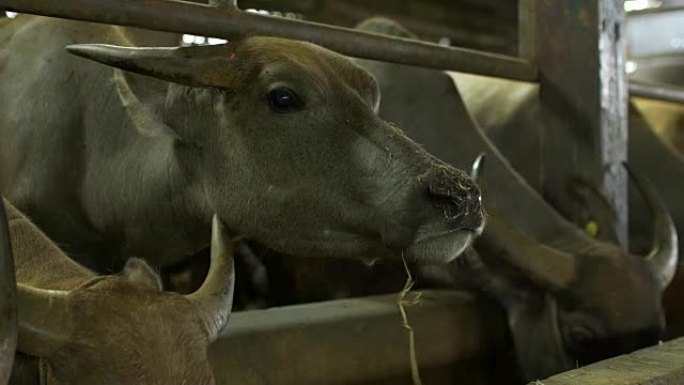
top-left (397, 254), bottom-right (423, 385)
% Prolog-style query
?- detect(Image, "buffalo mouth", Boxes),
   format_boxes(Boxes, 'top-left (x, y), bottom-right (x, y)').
top-left (405, 227), bottom-right (481, 264)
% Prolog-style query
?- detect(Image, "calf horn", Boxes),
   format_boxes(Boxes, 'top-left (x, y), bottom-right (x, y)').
top-left (625, 162), bottom-right (679, 289)
top-left (16, 285), bottom-right (71, 357)
top-left (186, 215), bottom-right (235, 340)
top-left (0, 201), bottom-right (17, 385)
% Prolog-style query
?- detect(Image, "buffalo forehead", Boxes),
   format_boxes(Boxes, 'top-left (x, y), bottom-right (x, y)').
top-left (571, 255), bottom-right (661, 329)
top-left (242, 36), bottom-right (379, 106)
top-left (70, 279), bottom-right (207, 340)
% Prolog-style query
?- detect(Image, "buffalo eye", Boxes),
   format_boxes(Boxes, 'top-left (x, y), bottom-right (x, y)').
top-left (566, 325), bottom-right (595, 348)
top-left (268, 87), bottom-right (304, 112)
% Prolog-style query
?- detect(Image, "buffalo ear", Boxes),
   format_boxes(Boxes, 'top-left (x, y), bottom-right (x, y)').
top-left (66, 44), bottom-right (237, 88)
top-left (122, 258), bottom-right (163, 291)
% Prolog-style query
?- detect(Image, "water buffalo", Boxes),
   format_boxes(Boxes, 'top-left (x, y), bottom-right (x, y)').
top-left (3, 198), bottom-right (234, 385)
top-left (451, 67), bottom-right (684, 338)
top-left (0, 15), bottom-right (483, 276)
top-left (354, 17), bottom-right (677, 381)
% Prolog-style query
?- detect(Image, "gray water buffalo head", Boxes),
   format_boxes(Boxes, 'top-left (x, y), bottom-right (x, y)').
top-left (470, 163), bottom-right (676, 380)
top-left (65, 37), bottom-right (483, 264)
top-left (11, 209), bottom-right (235, 385)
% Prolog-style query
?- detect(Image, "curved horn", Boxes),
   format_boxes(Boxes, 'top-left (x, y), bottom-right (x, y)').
top-left (186, 215), bottom-right (235, 340)
top-left (479, 214), bottom-right (578, 291)
top-left (16, 284), bottom-right (71, 357)
top-left (0, 201), bottom-right (17, 385)
top-left (625, 162), bottom-right (678, 289)
top-left (66, 43), bottom-right (236, 88)
top-left (470, 153), bottom-right (486, 181)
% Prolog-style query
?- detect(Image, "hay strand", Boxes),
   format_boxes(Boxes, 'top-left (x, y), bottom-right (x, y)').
top-left (398, 255), bottom-right (423, 385)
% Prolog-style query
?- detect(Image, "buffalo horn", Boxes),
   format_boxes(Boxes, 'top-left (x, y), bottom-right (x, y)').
top-left (66, 43), bottom-right (235, 89)
top-left (625, 162), bottom-right (678, 289)
top-left (186, 215), bottom-right (235, 340)
top-left (470, 153), bottom-right (486, 181)
top-left (480, 214), bottom-right (578, 291)
top-left (16, 285), bottom-right (71, 357)
top-left (0, 201), bottom-right (17, 385)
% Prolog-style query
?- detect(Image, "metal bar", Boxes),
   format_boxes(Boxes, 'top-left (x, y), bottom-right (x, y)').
top-left (535, 0), bottom-right (629, 246)
top-left (630, 81), bottom-right (684, 104)
top-left (629, 5), bottom-right (684, 15)
top-left (209, 290), bottom-right (516, 385)
top-left (0, 200), bottom-right (17, 385)
top-left (0, 0), bottom-right (538, 82)
top-left (534, 337), bottom-right (684, 385)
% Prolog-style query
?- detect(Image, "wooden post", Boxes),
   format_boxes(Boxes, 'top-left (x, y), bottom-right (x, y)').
top-left (533, 0), bottom-right (628, 245)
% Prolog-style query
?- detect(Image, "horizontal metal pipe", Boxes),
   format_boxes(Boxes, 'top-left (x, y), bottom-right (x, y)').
top-left (630, 81), bottom-right (684, 104)
top-left (209, 290), bottom-right (514, 385)
top-left (0, 0), bottom-right (538, 82)
top-left (628, 5), bottom-right (684, 15)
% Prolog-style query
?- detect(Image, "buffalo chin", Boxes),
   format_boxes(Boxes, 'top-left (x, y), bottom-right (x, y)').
top-left (406, 230), bottom-right (476, 264)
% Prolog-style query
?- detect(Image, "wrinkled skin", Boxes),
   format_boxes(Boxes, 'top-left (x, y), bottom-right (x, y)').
top-left (5, 199), bottom-right (233, 385)
top-left (354, 17), bottom-right (676, 381)
top-left (0, 16), bottom-right (483, 274)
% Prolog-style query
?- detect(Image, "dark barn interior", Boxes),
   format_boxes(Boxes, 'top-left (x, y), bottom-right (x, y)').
top-left (2, 0), bottom-right (684, 384)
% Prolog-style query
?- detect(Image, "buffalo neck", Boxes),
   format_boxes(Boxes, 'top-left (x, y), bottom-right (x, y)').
top-left (78, 70), bottom-right (213, 269)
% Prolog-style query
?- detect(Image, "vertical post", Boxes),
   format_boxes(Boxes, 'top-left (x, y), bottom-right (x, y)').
top-left (518, 0), bottom-right (536, 62)
top-left (534, 0), bottom-right (628, 245)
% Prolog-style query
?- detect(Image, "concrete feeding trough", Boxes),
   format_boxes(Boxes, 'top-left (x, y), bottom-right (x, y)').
top-left (208, 289), bottom-right (684, 385)
top-left (535, 337), bottom-right (684, 385)
top-left (208, 290), bottom-right (519, 385)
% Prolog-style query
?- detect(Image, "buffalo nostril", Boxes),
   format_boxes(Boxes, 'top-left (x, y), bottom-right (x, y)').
top-left (427, 176), bottom-right (483, 230)
top-left (428, 183), bottom-right (466, 205)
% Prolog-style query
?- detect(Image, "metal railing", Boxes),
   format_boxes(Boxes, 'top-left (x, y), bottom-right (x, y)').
top-left (630, 80), bottom-right (684, 104)
top-left (0, 0), bottom-right (538, 82)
